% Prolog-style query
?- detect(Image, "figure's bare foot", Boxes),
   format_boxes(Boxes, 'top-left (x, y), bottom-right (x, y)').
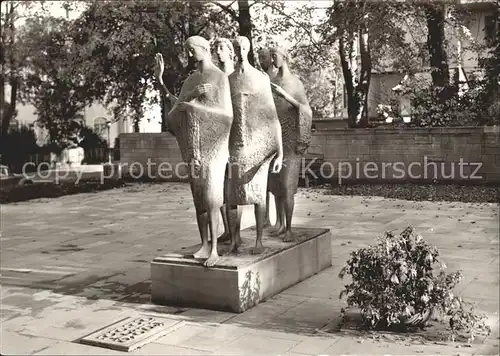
top-left (251, 241), bottom-right (265, 255)
top-left (192, 244), bottom-right (210, 259)
top-left (204, 252), bottom-right (220, 267)
top-left (235, 235), bottom-right (243, 247)
top-left (224, 242), bottom-right (238, 256)
top-left (270, 225), bottom-right (286, 236)
top-left (217, 232), bottom-right (231, 244)
top-left (263, 219), bottom-right (272, 228)
top-left (282, 231), bottom-right (295, 243)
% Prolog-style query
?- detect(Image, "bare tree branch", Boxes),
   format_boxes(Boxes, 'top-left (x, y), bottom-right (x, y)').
top-left (209, 1), bottom-right (239, 22)
top-left (259, 1), bottom-right (323, 52)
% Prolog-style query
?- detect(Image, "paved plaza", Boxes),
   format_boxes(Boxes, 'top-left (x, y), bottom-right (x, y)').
top-left (1, 182), bottom-right (499, 355)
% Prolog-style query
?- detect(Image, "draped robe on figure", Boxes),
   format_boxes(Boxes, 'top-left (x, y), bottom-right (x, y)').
top-left (167, 66), bottom-right (233, 212)
top-left (268, 73), bottom-right (312, 197)
top-left (226, 66), bottom-right (282, 206)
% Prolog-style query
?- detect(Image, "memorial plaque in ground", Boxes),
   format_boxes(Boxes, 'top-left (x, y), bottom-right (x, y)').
top-left (151, 227), bottom-right (332, 313)
top-left (80, 315), bottom-right (181, 352)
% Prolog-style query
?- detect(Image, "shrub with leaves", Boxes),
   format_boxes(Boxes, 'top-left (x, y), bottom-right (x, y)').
top-left (404, 85), bottom-right (485, 127)
top-left (389, 72), bottom-right (497, 127)
top-left (339, 226), bottom-right (491, 341)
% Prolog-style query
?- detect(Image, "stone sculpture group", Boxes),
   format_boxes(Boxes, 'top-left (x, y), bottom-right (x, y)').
top-left (154, 36), bottom-right (312, 267)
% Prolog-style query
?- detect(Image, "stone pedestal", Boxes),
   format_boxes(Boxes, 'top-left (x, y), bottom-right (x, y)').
top-left (151, 227), bottom-right (332, 313)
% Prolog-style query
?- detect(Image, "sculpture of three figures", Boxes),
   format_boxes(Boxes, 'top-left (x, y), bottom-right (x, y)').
top-left (154, 36), bottom-right (312, 267)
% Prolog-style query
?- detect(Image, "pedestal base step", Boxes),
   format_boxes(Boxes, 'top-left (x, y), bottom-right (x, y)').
top-left (151, 226), bottom-right (332, 313)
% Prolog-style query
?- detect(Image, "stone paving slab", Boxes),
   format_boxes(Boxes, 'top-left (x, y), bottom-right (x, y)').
top-left (1, 331), bottom-right (60, 355)
top-left (34, 340), bottom-right (125, 355)
top-left (1, 182), bottom-right (499, 355)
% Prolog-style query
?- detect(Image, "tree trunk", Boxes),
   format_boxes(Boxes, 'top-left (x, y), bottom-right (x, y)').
top-left (356, 18), bottom-right (371, 127)
top-left (339, 35), bottom-right (371, 127)
top-left (2, 77), bottom-right (19, 133)
top-left (0, 2), bottom-right (8, 136)
top-left (424, 3), bottom-right (451, 102)
top-left (238, 0), bottom-right (255, 66)
top-left (336, 0), bottom-right (371, 128)
top-left (485, 6), bottom-right (500, 103)
top-left (159, 89), bottom-right (175, 133)
top-left (339, 36), bottom-right (356, 127)
top-left (160, 95), bottom-right (167, 132)
top-left (1, 2), bottom-right (17, 136)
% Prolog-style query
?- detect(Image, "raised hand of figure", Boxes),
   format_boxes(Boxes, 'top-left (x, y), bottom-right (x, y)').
top-left (271, 82), bottom-right (300, 108)
top-left (272, 154), bottom-right (283, 173)
top-left (270, 82), bottom-right (287, 98)
top-left (154, 53), bottom-right (164, 82)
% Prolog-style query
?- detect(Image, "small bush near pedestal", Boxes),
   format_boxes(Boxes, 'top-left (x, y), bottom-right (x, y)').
top-left (339, 226), bottom-right (491, 342)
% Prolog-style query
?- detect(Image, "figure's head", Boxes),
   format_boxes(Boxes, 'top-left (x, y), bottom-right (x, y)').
top-left (233, 36), bottom-right (250, 63)
top-left (271, 46), bottom-right (288, 69)
top-left (258, 48), bottom-right (272, 71)
top-left (214, 37), bottom-right (234, 64)
top-left (185, 36), bottom-right (211, 62)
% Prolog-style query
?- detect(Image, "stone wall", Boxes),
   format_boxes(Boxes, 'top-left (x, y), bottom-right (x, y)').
top-left (119, 133), bottom-right (189, 182)
top-left (312, 119), bottom-right (348, 130)
top-left (308, 126), bottom-right (500, 184)
top-left (120, 126), bottom-right (500, 184)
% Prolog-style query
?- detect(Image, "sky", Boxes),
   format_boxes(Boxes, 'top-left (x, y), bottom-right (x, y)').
top-left (15, 0), bottom-right (87, 25)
